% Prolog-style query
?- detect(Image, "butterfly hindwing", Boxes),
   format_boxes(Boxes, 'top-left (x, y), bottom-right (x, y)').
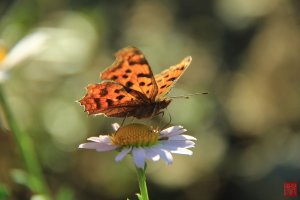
top-left (79, 82), bottom-right (145, 116)
top-left (154, 56), bottom-right (192, 100)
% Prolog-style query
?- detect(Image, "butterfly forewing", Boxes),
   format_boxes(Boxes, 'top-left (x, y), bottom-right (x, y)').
top-left (100, 47), bottom-right (158, 101)
top-left (154, 56), bottom-right (192, 101)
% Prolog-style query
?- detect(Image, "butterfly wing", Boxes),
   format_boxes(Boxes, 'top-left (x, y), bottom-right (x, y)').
top-left (79, 82), bottom-right (147, 117)
top-left (101, 47), bottom-right (158, 102)
top-left (154, 56), bottom-right (192, 101)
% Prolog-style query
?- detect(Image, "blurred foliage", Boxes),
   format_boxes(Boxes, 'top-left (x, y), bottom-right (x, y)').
top-left (1, 0), bottom-right (300, 199)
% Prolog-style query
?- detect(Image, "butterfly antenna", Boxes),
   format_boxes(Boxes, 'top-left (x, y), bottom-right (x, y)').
top-left (169, 92), bottom-right (208, 99)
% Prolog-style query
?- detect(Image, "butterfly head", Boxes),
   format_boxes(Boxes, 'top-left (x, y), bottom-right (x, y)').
top-left (153, 99), bottom-right (172, 115)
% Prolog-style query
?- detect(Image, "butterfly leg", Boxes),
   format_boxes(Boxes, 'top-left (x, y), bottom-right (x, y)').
top-left (161, 109), bottom-right (172, 129)
top-left (157, 111), bottom-right (165, 128)
top-left (157, 110), bottom-right (165, 119)
top-left (120, 113), bottom-right (129, 127)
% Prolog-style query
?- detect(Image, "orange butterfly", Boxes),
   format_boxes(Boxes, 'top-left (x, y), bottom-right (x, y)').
top-left (79, 46), bottom-right (191, 119)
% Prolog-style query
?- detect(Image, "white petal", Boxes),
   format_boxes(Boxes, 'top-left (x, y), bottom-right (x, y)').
top-left (144, 148), bottom-right (160, 161)
top-left (1, 31), bottom-right (49, 70)
top-left (79, 142), bottom-right (99, 149)
top-left (112, 123), bottom-right (120, 131)
top-left (98, 135), bottom-right (112, 143)
top-left (87, 135), bottom-right (111, 143)
top-left (169, 135), bottom-right (197, 141)
top-left (79, 142), bottom-right (117, 151)
top-left (160, 126), bottom-right (187, 138)
top-left (152, 146), bottom-right (173, 165)
top-left (132, 148), bottom-right (146, 168)
top-left (170, 148), bottom-right (193, 155)
top-left (86, 137), bottom-right (101, 142)
top-left (166, 129), bottom-right (187, 137)
top-left (161, 140), bottom-right (195, 149)
top-left (115, 147), bottom-right (131, 162)
top-left (160, 126), bottom-right (184, 135)
top-left (96, 145), bottom-right (118, 151)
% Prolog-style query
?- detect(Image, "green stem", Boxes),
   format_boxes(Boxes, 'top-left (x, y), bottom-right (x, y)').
top-left (136, 167), bottom-right (149, 200)
top-left (0, 85), bottom-right (50, 198)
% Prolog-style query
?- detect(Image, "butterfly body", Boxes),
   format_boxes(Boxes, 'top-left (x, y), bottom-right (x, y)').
top-left (105, 99), bottom-right (171, 119)
top-left (127, 99), bottom-right (172, 119)
top-left (79, 47), bottom-right (191, 119)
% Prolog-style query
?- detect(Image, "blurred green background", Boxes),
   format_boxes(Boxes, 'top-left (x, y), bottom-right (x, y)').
top-left (1, 0), bottom-right (300, 199)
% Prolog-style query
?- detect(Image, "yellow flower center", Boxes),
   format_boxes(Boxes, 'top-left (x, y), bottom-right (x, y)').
top-left (0, 47), bottom-right (7, 64)
top-left (111, 123), bottom-right (159, 147)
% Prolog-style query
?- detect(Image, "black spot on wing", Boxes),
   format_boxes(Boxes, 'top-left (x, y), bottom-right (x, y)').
top-left (114, 89), bottom-right (120, 94)
top-left (116, 95), bottom-right (125, 100)
top-left (95, 98), bottom-right (101, 108)
top-left (137, 73), bottom-right (152, 78)
top-left (122, 74), bottom-right (129, 79)
top-left (106, 99), bottom-right (113, 106)
top-left (124, 87), bottom-right (132, 93)
top-left (100, 89), bottom-right (108, 97)
top-left (139, 82), bottom-right (145, 86)
top-left (111, 75), bottom-right (118, 80)
top-left (160, 85), bottom-right (167, 89)
top-left (167, 77), bottom-right (176, 82)
top-left (126, 81), bottom-right (133, 88)
top-left (128, 59), bottom-right (148, 66)
top-left (125, 69), bottom-right (132, 73)
top-left (147, 82), bottom-right (152, 86)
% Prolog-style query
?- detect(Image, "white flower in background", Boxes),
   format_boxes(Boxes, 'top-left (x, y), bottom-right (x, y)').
top-left (0, 31), bottom-right (49, 82)
top-left (79, 123), bottom-right (196, 169)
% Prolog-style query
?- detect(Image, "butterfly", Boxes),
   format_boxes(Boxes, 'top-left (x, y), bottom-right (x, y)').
top-left (79, 46), bottom-right (192, 119)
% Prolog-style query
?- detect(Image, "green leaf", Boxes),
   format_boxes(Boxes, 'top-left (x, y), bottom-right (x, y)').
top-left (0, 184), bottom-right (10, 200)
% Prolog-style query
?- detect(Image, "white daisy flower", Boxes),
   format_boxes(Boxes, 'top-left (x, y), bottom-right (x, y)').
top-left (79, 123), bottom-right (196, 169)
top-left (0, 31), bottom-right (49, 82)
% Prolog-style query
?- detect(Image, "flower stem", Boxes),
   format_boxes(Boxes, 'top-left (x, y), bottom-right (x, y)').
top-left (136, 167), bottom-right (149, 200)
top-left (0, 85), bottom-right (50, 198)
